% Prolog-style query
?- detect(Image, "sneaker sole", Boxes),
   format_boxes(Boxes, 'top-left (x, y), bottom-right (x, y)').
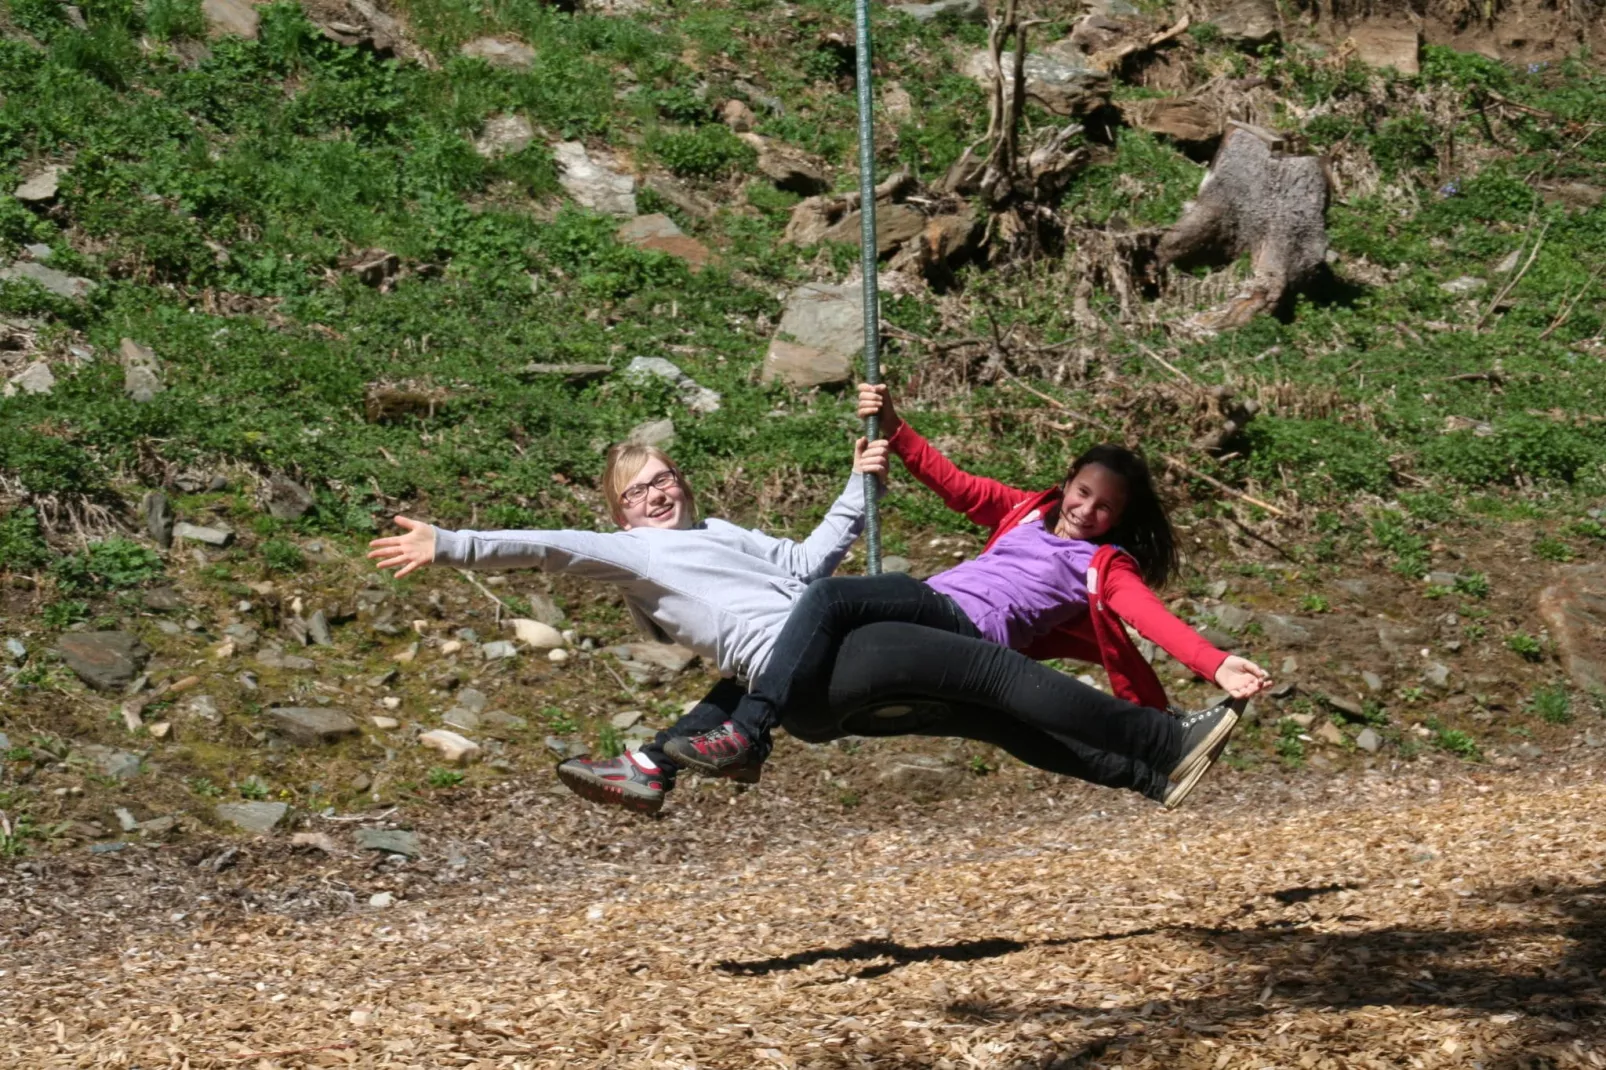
top-left (662, 743), bottom-right (751, 777)
top-left (1168, 708), bottom-right (1240, 785)
top-left (1165, 712), bottom-right (1241, 810)
top-left (555, 763), bottom-right (664, 815)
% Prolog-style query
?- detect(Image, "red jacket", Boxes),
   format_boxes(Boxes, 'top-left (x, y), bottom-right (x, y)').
top-left (888, 421), bottom-right (1229, 710)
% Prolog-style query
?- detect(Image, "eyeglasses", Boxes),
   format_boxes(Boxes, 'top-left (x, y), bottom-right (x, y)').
top-left (619, 469), bottom-right (681, 507)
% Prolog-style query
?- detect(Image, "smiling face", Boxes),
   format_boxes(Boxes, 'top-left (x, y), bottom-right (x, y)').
top-left (1054, 463), bottom-right (1128, 542)
top-left (615, 455), bottom-right (694, 531)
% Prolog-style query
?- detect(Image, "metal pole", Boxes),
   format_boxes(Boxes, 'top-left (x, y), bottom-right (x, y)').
top-left (854, 0), bottom-right (882, 576)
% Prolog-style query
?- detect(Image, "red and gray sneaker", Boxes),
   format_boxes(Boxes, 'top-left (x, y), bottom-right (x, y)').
top-left (555, 752), bottom-right (667, 814)
top-left (663, 721), bottom-right (754, 776)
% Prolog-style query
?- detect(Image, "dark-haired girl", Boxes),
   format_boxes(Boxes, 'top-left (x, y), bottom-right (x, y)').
top-left (613, 383), bottom-right (1269, 809)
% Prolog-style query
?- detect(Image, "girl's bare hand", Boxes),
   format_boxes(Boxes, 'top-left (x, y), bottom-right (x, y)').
top-left (853, 437), bottom-right (891, 481)
top-left (1214, 655), bottom-right (1271, 699)
top-left (856, 383), bottom-right (903, 436)
top-left (366, 516), bottom-right (437, 578)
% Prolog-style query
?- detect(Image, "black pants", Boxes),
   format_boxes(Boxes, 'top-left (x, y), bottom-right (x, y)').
top-left (643, 621), bottom-right (1178, 802)
top-left (729, 573), bottom-right (980, 760)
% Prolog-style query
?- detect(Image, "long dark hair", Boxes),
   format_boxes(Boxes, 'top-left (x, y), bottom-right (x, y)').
top-left (1043, 444), bottom-right (1178, 588)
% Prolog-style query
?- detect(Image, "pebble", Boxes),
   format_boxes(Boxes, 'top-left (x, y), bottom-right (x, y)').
top-left (372, 716), bottom-right (399, 729)
top-left (369, 891), bottom-right (395, 908)
top-left (440, 640), bottom-right (464, 656)
top-left (548, 648), bottom-right (569, 663)
top-left (381, 696), bottom-right (402, 709)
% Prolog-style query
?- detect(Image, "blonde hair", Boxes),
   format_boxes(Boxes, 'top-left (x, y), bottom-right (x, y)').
top-left (602, 443), bottom-right (694, 526)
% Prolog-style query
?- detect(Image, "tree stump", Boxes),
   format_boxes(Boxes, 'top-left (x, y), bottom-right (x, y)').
top-left (1156, 123), bottom-right (1329, 330)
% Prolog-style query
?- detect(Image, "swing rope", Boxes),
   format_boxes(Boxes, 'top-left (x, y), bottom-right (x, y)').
top-left (853, 0), bottom-right (883, 576)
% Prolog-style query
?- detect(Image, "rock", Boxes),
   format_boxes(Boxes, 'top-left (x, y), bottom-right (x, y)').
top-left (553, 141), bottom-right (636, 216)
top-left (369, 891), bottom-right (395, 908)
top-left (627, 417), bottom-right (676, 449)
top-left (216, 801), bottom-right (289, 833)
top-left (1538, 181), bottom-right (1604, 212)
top-left (14, 166), bottom-right (64, 203)
top-left (762, 282), bottom-right (863, 389)
top-left (876, 754), bottom-right (966, 797)
top-left (0, 261), bottom-right (95, 300)
top-left (1439, 275), bottom-right (1486, 295)
top-left (202, 0), bottom-right (259, 38)
top-left (546, 735), bottom-right (582, 758)
top-left (419, 729), bottom-right (480, 765)
top-left (443, 707), bottom-right (480, 731)
top-left (1213, 604), bottom-right (1254, 633)
top-left (306, 609), bottom-right (332, 646)
top-left (623, 355), bottom-right (721, 414)
top-left (1122, 98), bottom-right (1221, 143)
top-left (548, 647), bottom-right (569, 663)
top-left (1206, 0), bottom-right (1279, 46)
top-left (455, 687), bottom-right (488, 713)
top-left (721, 98), bottom-right (756, 131)
top-left (1316, 720), bottom-right (1345, 746)
top-left (57, 632), bottom-right (150, 692)
top-left (1425, 570), bottom-right (1461, 587)
top-left (115, 807), bottom-right (139, 832)
top-left (616, 213), bottom-right (713, 271)
top-left (183, 694), bottom-right (221, 723)
top-left (881, 555), bottom-right (912, 574)
top-left (1323, 694), bottom-right (1366, 722)
top-left (479, 710), bottom-right (527, 735)
top-left (372, 715), bottom-right (399, 729)
top-left (1536, 564), bottom-right (1606, 693)
top-left (291, 831), bottom-right (338, 853)
top-left (79, 744), bottom-right (141, 780)
top-left (474, 113), bottom-right (536, 158)
top-left (821, 202), bottom-right (927, 256)
top-left (459, 36), bottom-right (536, 69)
top-left (172, 522), bottom-right (233, 547)
top-left (1348, 23), bottom-right (1420, 75)
top-left (139, 814), bottom-right (177, 836)
top-left (1509, 741), bottom-right (1544, 760)
top-left (738, 133), bottom-right (830, 196)
top-left (352, 252), bottom-right (398, 287)
top-left (355, 828), bottom-right (421, 857)
top-left (267, 707), bottom-right (360, 745)
top-left (604, 641), bottom-right (699, 674)
top-left (1285, 711), bottom-right (1315, 729)
top-left (511, 618), bottom-right (565, 650)
top-left (263, 474), bottom-right (315, 521)
top-left (1422, 662), bottom-right (1451, 690)
top-left (6, 361), bottom-right (55, 397)
top-left (1355, 727), bottom-right (1382, 753)
top-left (523, 592), bottom-right (566, 627)
top-left (610, 709), bottom-right (644, 730)
top-left (1198, 626), bottom-right (1236, 651)
top-left (3, 639), bottom-right (24, 663)
top-left (222, 623), bottom-right (259, 651)
top-left (1334, 579), bottom-right (1370, 598)
top-left (882, 84), bottom-right (914, 120)
top-left (1260, 614), bottom-right (1314, 647)
top-left (480, 639), bottom-right (518, 660)
top-left (139, 490), bottom-right (173, 549)
top-left (1361, 670), bottom-right (1384, 692)
top-left (892, 0), bottom-right (984, 21)
top-left (961, 49), bottom-right (1109, 117)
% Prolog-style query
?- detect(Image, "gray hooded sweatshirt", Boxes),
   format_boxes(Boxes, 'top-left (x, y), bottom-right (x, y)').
top-left (432, 475), bottom-right (872, 683)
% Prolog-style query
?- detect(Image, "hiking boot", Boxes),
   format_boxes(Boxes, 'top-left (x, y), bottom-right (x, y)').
top-left (555, 752), bottom-right (667, 814)
top-left (726, 760), bottom-right (763, 785)
top-left (1167, 696), bottom-right (1244, 787)
top-left (663, 721), bottom-right (754, 775)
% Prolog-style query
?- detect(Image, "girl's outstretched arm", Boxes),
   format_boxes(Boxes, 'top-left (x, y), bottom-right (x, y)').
top-left (859, 383), bottom-right (1033, 529)
top-left (369, 517), bottom-right (652, 585)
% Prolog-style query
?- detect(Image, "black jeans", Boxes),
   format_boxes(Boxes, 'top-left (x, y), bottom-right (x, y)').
top-left (644, 621), bottom-right (1178, 802)
top-left (728, 573), bottom-right (981, 759)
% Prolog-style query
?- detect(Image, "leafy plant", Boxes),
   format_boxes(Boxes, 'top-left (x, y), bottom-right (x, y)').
top-left (0, 507), bottom-right (51, 571)
top-left (238, 776), bottom-right (270, 800)
top-left (1454, 573), bottom-right (1490, 599)
top-left (426, 766), bottom-right (465, 788)
top-left (596, 724), bottom-right (623, 760)
top-left (1506, 633), bottom-right (1544, 663)
top-left (186, 776), bottom-right (224, 798)
top-left (1275, 718), bottom-right (1306, 765)
top-left (1429, 720), bottom-right (1481, 760)
top-left (648, 126), bottom-right (757, 177)
top-left (1300, 594), bottom-right (1330, 613)
top-left (261, 537), bottom-right (306, 573)
top-left (1527, 685), bottom-right (1571, 725)
top-left (50, 538), bottom-right (163, 593)
top-left (41, 599), bottom-right (91, 628)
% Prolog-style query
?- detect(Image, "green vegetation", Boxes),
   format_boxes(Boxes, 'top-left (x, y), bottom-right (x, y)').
top-left (1527, 685), bottom-right (1572, 725)
top-left (426, 766), bottom-right (465, 788)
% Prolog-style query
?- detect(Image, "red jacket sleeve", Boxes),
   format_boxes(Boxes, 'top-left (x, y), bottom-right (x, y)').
top-left (887, 420), bottom-right (1032, 531)
top-left (1101, 555), bottom-right (1229, 683)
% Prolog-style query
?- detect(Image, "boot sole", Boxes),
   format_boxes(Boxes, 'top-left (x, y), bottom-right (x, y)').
top-left (555, 763), bottom-right (664, 815)
top-left (1168, 709), bottom-right (1240, 785)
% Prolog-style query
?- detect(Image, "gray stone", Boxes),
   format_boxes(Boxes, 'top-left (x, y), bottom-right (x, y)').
top-left (139, 815), bottom-right (177, 837)
top-left (23, 243), bottom-right (52, 261)
top-left (355, 828), bottom-right (421, 857)
top-left (459, 36), bottom-right (536, 70)
top-left (216, 801), bottom-right (289, 834)
top-left (141, 490), bottom-right (173, 549)
top-left (1439, 276), bottom-right (1485, 295)
top-left (1334, 579), bottom-right (1370, 598)
top-left (962, 49), bottom-right (1109, 117)
top-left (479, 710), bottom-right (527, 736)
top-left (306, 609), bottom-right (332, 647)
top-left (143, 586), bottom-right (183, 611)
top-left (173, 522), bottom-right (234, 547)
top-left (183, 693), bottom-right (221, 723)
top-left (1361, 670), bottom-right (1384, 693)
top-left (881, 555), bottom-right (912, 574)
top-left (891, 0), bottom-right (983, 22)
top-left (222, 623), bottom-right (259, 650)
top-left (1260, 614), bottom-right (1314, 647)
top-left (474, 113), bottom-right (536, 159)
top-left (1206, 0), bottom-right (1279, 45)
top-left (1536, 564), bottom-right (1606, 693)
top-left (443, 707), bottom-right (480, 731)
top-left (1425, 571), bottom-right (1461, 587)
top-left (604, 641), bottom-right (699, 674)
top-left (480, 640), bottom-right (518, 660)
top-left (7, 361), bottom-right (55, 396)
top-left (0, 261), bottom-right (94, 300)
top-left (627, 417), bottom-right (676, 449)
top-left (545, 735), bottom-right (582, 758)
top-left (115, 807), bottom-right (139, 832)
top-left (57, 632), bottom-right (150, 692)
top-left (740, 134), bottom-right (831, 197)
top-left (1198, 626), bottom-right (1236, 651)
top-left (763, 282), bottom-right (863, 389)
top-left (610, 709), bottom-right (644, 730)
top-left (553, 141), bottom-right (636, 216)
top-left (1213, 604), bottom-right (1254, 633)
top-left (1509, 742), bottom-right (1544, 760)
top-left (263, 474), bottom-right (315, 521)
top-left (266, 707), bottom-right (359, 745)
top-left (14, 166), bottom-right (64, 203)
top-left (1088, 0), bottom-right (1141, 15)
top-left (1355, 727), bottom-right (1382, 753)
top-left (616, 214), bottom-right (713, 270)
top-left (80, 745), bottom-right (143, 780)
top-left (1323, 694), bottom-right (1367, 722)
top-left (119, 338), bottom-right (164, 403)
top-left (624, 355), bottom-right (722, 415)
top-left (1422, 662), bottom-right (1451, 690)
top-left (3, 639), bottom-right (24, 663)
top-left (876, 754), bottom-right (966, 797)
top-left (524, 592), bottom-right (565, 627)
top-left (820, 202), bottom-right (926, 255)
top-left (456, 688), bottom-right (488, 713)
top-left (1206, 580), bottom-right (1229, 599)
